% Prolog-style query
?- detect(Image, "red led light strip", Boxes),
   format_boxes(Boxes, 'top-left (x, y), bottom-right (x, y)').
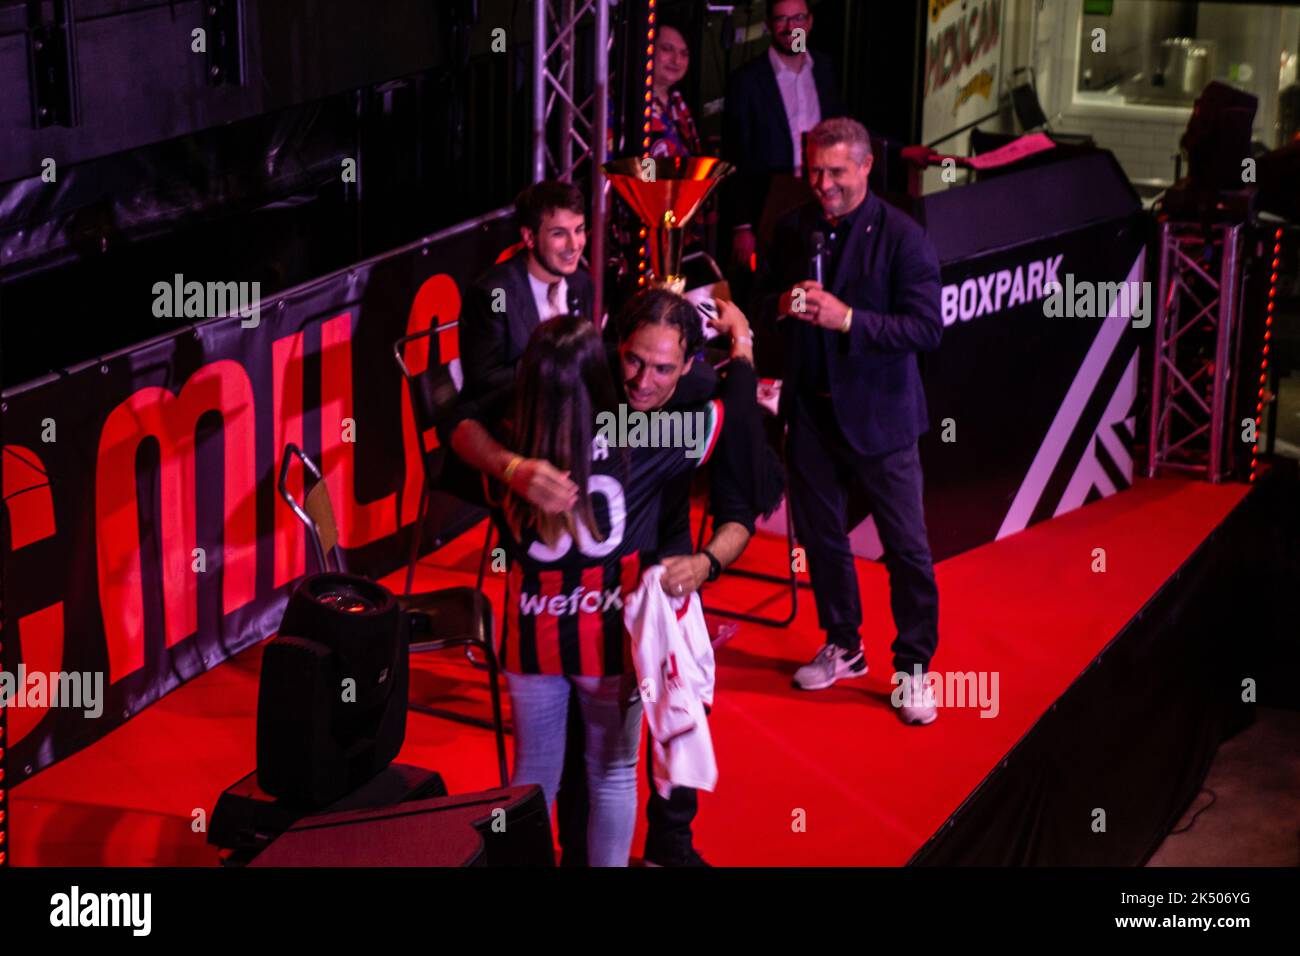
top-left (1, 619), bottom-right (6, 867)
top-left (637, 0), bottom-right (656, 287)
top-left (1251, 227), bottom-right (1283, 483)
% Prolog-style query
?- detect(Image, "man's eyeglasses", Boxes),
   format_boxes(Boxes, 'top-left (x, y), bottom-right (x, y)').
top-left (772, 13), bottom-right (809, 27)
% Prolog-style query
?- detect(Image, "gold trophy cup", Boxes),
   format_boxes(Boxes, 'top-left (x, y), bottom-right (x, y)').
top-left (602, 156), bottom-right (733, 293)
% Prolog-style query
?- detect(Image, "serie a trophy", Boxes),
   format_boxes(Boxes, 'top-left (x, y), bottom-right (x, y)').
top-left (602, 156), bottom-right (733, 293)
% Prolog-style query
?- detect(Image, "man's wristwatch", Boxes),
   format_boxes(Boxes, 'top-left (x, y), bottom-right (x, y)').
top-left (701, 549), bottom-right (723, 583)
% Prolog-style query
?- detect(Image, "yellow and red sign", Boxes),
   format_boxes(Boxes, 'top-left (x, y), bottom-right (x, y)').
top-left (923, 0), bottom-right (1004, 144)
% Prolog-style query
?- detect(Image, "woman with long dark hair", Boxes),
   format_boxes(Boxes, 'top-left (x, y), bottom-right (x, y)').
top-left (488, 310), bottom-right (726, 866)
top-left (499, 313), bottom-right (619, 554)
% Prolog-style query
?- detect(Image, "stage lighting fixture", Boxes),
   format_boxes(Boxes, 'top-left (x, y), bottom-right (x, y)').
top-left (256, 573), bottom-right (409, 806)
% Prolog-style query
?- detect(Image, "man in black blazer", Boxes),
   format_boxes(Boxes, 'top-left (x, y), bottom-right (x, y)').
top-left (722, 0), bottom-right (847, 270)
top-left (459, 180), bottom-right (596, 400)
top-left (766, 117), bottom-right (943, 725)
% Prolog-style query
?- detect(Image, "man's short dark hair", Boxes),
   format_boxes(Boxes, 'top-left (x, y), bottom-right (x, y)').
top-left (807, 116), bottom-right (872, 164)
top-left (515, 180), bottom-right (586, 234)
top-left (610, 287), bottom-right (703, 358)
top-left (767, 0), bottom-right (812, 22)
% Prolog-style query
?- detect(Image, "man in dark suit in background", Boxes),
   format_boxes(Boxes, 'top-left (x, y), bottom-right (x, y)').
top-left (459, 180), bottom-right (595, 399)
top-left (722, 0), bottom-right (846, 272)
top-left (766, 117), bottom-right (943, 725)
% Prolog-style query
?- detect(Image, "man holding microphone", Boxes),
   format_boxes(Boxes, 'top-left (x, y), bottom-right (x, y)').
top-left (767, 117), bottom-right (943, 724)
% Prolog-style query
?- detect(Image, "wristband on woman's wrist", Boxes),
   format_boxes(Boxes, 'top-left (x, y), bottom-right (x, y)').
top-left (502, 455), bottom-right (525, 487)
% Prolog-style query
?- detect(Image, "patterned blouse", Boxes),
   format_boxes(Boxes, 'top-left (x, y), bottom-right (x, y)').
top-left (648, 90), bottom-right (702, 159)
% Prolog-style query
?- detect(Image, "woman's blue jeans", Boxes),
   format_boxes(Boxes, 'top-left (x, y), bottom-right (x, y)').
top-left (505, 671), bottom-right (643, 867)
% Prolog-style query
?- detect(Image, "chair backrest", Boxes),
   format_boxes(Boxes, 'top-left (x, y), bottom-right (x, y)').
top-left (278, 443), bottom-right (339, 573)
top-left (1010, 67), bottom-right (1049, 132)
top-left (304, 478), bottom-right (339, 558)
top-left (393, 323), bottom-right (464, 485)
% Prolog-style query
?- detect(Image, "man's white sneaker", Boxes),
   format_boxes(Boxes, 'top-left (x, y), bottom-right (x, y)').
top-left (793, 644), bottom-right (868, 691)
top-left (894, 670), bottom-right (938, 725)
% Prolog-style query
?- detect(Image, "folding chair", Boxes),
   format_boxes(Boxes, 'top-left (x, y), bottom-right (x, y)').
top-left (695, 479), bottom-right (802, 628)
top-left (695, 395), bottom-right (808, 628)
top-left (277, 442), bottom-right (509, 787)
top-left (1009, 66), bottom-right (1093, 147)
top-left (392, 324), bottom-right (496, 602)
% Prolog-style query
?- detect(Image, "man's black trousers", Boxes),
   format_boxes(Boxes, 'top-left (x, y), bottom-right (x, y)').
top-left (785, 392), bottom-right (939, 673)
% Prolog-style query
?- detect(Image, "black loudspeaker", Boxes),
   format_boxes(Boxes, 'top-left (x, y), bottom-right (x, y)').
top-left (210, 764), bottom-right (448, 864)
top-left (249, 786), bottom-right (555, 867)
top-left (256, 573), bottom-right (408, 806)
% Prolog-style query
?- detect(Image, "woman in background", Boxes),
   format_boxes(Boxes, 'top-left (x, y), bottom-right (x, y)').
top-left (648, 22), bottom-right (702, 159)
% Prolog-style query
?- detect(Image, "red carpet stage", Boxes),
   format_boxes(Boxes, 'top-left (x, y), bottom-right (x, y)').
top-left (7, 475), bottom-right (1271, 866)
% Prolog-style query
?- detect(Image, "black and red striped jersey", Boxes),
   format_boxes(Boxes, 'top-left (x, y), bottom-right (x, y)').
top-left (494, 399), bottom-right (724, 676)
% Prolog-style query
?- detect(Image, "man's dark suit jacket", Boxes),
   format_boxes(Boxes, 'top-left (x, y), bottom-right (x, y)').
top-left (722, 49), bottom-right (847, 233)
top-left (459, 251), bottom-right (596, 398)
top-left (768, 192), bottom-right (943, 458)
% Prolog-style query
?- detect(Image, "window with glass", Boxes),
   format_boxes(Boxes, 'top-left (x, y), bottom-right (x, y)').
top-left (1075, 0), bottom-right (1300, 146)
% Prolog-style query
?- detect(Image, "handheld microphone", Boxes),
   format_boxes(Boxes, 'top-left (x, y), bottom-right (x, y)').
top-left (809, 231), bottom-right (827, 285)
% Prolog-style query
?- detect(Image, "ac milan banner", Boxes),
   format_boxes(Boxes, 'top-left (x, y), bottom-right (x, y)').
top-left (2, 207), bottom-right (517, 779)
